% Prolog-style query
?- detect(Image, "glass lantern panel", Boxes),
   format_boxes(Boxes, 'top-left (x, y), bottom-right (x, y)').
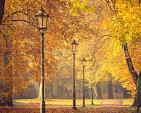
top-left (72, 44), bottom-right (77, 53)
top-left (82, 59), bottom-right (86, 66)
top-left (37, 16), bottom-right (43, 28)
top-left (42, 15), bottom-right (47, 29)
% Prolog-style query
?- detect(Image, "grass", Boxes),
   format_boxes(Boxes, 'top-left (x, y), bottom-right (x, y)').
top-left (122, 99), bottom-right (133, 106)
top-left (14, 99), bottom-right (102, 107)
top-left (14, 98), bottom-right (134, 108)
top-left (0, 99), bottom-right (134, 113)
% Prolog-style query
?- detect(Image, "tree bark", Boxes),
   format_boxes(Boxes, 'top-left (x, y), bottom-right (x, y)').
top-left (123, 88), bottom-right (130, 98)
top-left (48, 84), bottom-right (53, 99)
top-left (32, 81), bottom-right (40, 98)
top-left (64, 86), bottom-right (71, 99)
top-left (95, 83), bottom-right (102, 99)
top-left (91, 86), bottom-right (94, 105)
top-left (59, 82), bottom-right (65, 98)
top-left (0, 52), bottom-right (13, 106)
top-left (57, 84), bottom-right (60, 98)
top-left (122, 43), bottom-right (138, 107)
top-left (122, 43), bottom-right (138, 83)
top-left (94, 86), bottom-right (98, 99)
top-left (0, 0), bottom-right (13, 105)
top-left (107, 76), bottom-right (113, 99)
top-left (0, 0), bottom-right (5, 25)
top-left (39, 82), bottom-right (42, 99)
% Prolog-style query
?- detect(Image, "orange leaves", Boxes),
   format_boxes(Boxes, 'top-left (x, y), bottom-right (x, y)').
top-left (0, 107), bottom-right (131, 113)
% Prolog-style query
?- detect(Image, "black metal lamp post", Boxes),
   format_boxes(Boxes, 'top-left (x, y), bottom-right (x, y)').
top-left (36, 6), bottom-right (49, 113)
top-left (71, 39), bottom-right (78, 110)
top-left (81, 57), bottom-right (87, 107)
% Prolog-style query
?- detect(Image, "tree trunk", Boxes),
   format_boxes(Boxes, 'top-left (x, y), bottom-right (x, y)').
top-left (51, 83), bottom-right (54, 99)
top-left (0, 33), bottom-right (13, 106)
top-left (0, 0), bottom-right (13, 106)
top-left (39, 83), bottom-right (42, 99)
top-left (58, 82), bottom-right (65, 98)
top-left (122, 43), bottom-right (138, 83)
top-left (95, 83), bottom-right (102, 99)
top-left (122, 43), bottom-right (138, 107)
top-left (0, 0), bottom-right (5, 25)
top-left (48, 84), bottom-right (53, 99)
top-left (0, 51), bottom-right (13, 106)
top-left (64, 86), bottom-right (71, 99)
top-left (91, 86), bottom-right (94, 105)
top-left (57, 84), bottom-right (59, 98)
top-left (0, 0), bottom-right (15, 101)
top-left (107, 75), bottom-right (113, 99)
top-left (94, 86), bottom-right (98, 99)
top-left (85, 88), bottom-right (90, 98)
top-left (0, 79), bottom-right (13, 106)
top-left (123, 88), bottom-right (130, 98)
top-left (33, 81), bottom-right (40, 98)
top-left (60, 85), bottom-right (64, 98)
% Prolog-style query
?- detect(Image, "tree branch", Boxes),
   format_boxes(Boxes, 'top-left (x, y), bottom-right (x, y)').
top-left (9, 19), bottom-right (38, 29)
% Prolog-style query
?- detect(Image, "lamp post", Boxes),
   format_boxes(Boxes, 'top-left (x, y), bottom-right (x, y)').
top-left (81, 57), bottom-right (87, 107)
top-left (71, 39), bottom-right (78, 110)
top-left (36, 6), bottom-right (49, 113)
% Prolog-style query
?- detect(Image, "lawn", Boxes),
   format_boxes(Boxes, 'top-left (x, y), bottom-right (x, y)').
top-left (14, 99), bottom-right (133, 108)
top-left (0, 99), bottom-right (135, 113)
top-left (14, 99), bottom-right (102, 108)
top-left (122, 99), bottom-right (133, 106)
top-left (14, 99), bottom-right (134, 107)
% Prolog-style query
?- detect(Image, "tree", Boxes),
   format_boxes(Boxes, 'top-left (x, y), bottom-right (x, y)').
top-left (107, 74), bottom-right (113, 99)
top-left (0, 0), bottom-right (98, 105)
top-left (69, 0), bottom-right (140, 100)
top-left (104, 0), bottom-right (141, 106)
top-left (0, 0), bottom-right (5, 25)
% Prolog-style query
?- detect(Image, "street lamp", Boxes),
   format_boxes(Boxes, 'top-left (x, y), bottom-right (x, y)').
top-left (36, 6), bottom-right (49, 113)
top-left (71, 39), bottom-right (78, 110)
top-left (81, 56), bottom-right (87, 107)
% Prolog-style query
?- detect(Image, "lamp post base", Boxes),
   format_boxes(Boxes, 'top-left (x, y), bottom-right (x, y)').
top-left (40, 101), bottom-right (45, 113)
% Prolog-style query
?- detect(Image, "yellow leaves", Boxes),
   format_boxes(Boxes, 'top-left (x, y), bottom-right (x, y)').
top-left (105, 1), bottom-right (141, 44)
top-left (69, 0), bottom-right (94, 16)
top-left (102, 0), bottom-right (141, 94)
top-left (70, 0), bottom-right (88, 9)
top-left (28, 62), bottom-right (33, 69)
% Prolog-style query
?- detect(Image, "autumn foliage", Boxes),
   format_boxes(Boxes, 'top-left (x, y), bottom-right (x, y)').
top-left (0, 0), bottom-right (141, 108)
